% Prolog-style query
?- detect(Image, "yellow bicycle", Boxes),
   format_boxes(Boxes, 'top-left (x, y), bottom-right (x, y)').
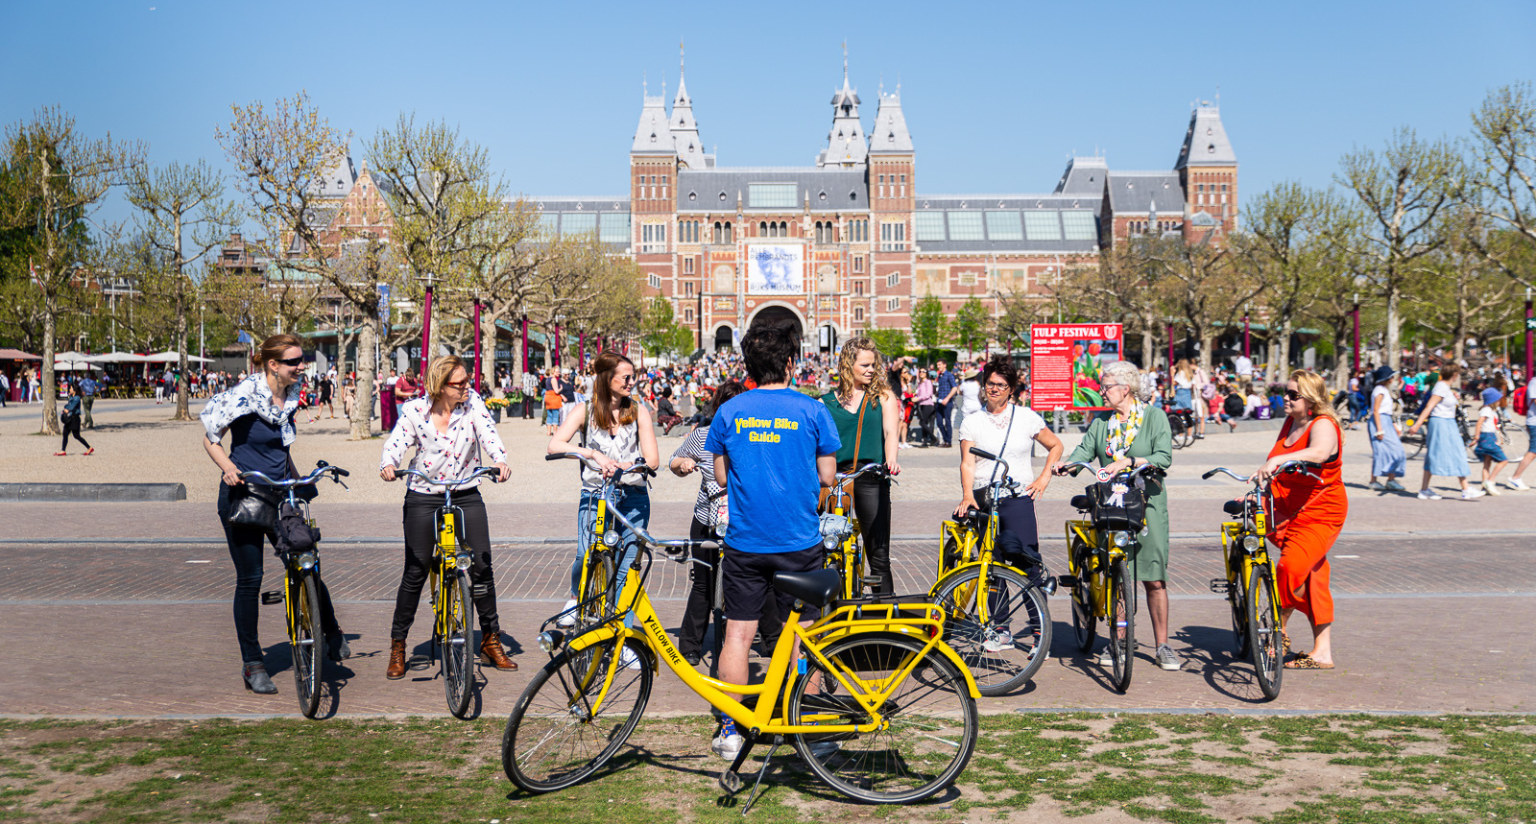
top-left (1057, 460), bottom-right (1164, 694)
top-left (818, 462), bottom-right (892, 599)
top-left (930, 447), bottom-right (1053, 696)
top-left (547, 454), bottom-right (655, 631)
top-left (501, 505), bottom-right (980, 806)
top-left (395, 467), bottom-right (500, 718)
top-left (1203, 461), bottom-right (1319, 701)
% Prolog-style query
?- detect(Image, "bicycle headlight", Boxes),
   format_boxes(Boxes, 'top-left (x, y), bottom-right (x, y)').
top-left (456, 554), bottom-right (472, 571)
top-left (602, 529), bottom-right (621, 548)
top-left (1242, 535), bottom-right (1263, 552)
top-left (537, 630), bottom-right (564, 653)
top-left (296, 552), bottom-right (318, 571)
top-left (1112, 531), bottom-right (1132, 548)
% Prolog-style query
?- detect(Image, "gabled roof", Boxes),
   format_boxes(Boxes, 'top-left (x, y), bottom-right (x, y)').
top-left (675, 168), bottom-right (867, 212)
top-left (869, 90), bottom-right (914, 154)
top-left (819, 67), bottom-right (867, 168)
top-left (631, 93), bottom-right (675, 155)
top-left (1175, 104), bottom-right (1237, 169)
top-left (312, 152), bottom-right (356, 199)
top-left (670, 72), bottom-right (712, 169)
top-left (1053, 157), bottom-right (1108, 197)
top-left (1106, 172), bottom-right (1183, 213)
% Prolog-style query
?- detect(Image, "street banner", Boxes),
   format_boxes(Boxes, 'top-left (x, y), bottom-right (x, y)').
top-left (1029, 323), bottom-right (1124, 410)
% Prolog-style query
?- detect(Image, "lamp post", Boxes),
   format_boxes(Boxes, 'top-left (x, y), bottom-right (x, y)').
top-left (1166, 322), bottom-right (1175, 374)
top-left (1351, 292), bottom-right (1361, 374)
top-left (1525, 286), bottom-right (1533, 383)
top-left (471, 298), bottom-right (483, 394)
top-left (520, 313), bottom-right (529, 377)
top-left (419, 271), bottom-right (438, 382)
top-left (1242, 304), bottom-right (1251, 361)
top-left (578, 331), bottom-right (586, 371)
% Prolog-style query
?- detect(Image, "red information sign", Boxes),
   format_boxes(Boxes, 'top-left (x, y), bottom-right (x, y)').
top-left (1029, 323), bottom-right (1125, 410)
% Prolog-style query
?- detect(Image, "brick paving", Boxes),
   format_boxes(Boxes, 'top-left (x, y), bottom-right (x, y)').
top-left (1, 398), bottom-right (1533, 718)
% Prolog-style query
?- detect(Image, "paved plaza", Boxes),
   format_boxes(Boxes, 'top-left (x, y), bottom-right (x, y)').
top-left (0, 397), bottom-right (1532, 719)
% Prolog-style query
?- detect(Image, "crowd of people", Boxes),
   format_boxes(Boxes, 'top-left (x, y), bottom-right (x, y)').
top-left (193, 326), bottom-right (1472, 747)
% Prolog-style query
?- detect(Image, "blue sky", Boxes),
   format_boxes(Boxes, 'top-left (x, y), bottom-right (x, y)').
top-left (3, 1), bottom-right (1533, 229)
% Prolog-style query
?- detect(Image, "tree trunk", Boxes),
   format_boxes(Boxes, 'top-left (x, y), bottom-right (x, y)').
top-left (1197, 329), bottom-right (1215, 374)
top-left (1332, 324), bottom-right (1350, 391)
top-left (479, 312), bottom-right (497, 394)
top-left (1385, 285), bottom-right (1402, 371)
top-left (1139, 317), bottom-right (1155, 373)
top-left (350, 316), bottom-right (378, 440)
top-left (1452, 285), bottom-right (1468, 363)
top-left (1274, 320), bottom-right (1293, 385)
top-left (40, 296), bottom-right (59, 436)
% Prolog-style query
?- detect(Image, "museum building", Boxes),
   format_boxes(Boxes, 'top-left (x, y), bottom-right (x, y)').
top-left (528, 59), bottom-right (1238, 351)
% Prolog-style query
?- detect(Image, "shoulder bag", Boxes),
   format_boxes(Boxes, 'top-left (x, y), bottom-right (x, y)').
top-left (225, 483), bottom-right (282, 531)
top-left (819, 392), bottom-right (869, 514)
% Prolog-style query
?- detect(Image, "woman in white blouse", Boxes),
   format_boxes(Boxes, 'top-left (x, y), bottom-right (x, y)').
top-left (954, 356), bottom-right (1064, 584)
top-left (379, 355), bottom-right (514, 679)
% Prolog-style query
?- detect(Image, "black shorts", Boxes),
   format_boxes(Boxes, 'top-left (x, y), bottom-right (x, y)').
top-left (721, 543), bottom-right (823, 622)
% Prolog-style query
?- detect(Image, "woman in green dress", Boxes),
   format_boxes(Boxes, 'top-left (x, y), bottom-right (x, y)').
top-left (821, 338), bottom-right (903, 594)
top-left (1055, 359), bottom-right (1179, 672)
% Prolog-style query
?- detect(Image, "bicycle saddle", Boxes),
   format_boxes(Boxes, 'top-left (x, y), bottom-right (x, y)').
top-left (1070, 494), bottom-right (1092, 511)
top-left (1222, 500), bottom-right (1249, 517)
top-left (773, 569), bottom-right (841, 609)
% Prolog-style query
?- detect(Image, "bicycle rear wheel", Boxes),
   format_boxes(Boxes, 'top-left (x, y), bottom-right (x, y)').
top-left (1068, 539), bottom-right (1097, 653)
top-left (291, 571), bottom-right (324, 718)
top-left (1246, 565), bottom-right (1284, 700)
top-left (1229, 552), bottom-right (1251, 660)
top-left (789, 634), bottom-right (978, 804)
top-left (932, 565), bottom-right (1051, 696)
top-left (501, 638), bottom-right (652, 793)
top-left (1107, 557), bottom-right (1135, 693)
top-left (443, 569), bottom-right (475, 718)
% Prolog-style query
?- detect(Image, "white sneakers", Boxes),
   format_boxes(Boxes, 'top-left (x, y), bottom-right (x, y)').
top-left (1483, 481), bottom-right (1503, 496)
top-left (1507, 478), bottom-right (1531, 491)
top-left (1417, 490), bottom-right (1443, 500)
top-left (981, 627), bottom-right (1013, 653)
top-left (1462, 487), bottom-right (1486, 500)
top-left (712, 731), bottom-right (744, 760)
top-left (619, 646), bottom-right (641, 670)
top-left (1368, 481), bottom-right (1384, 491)
top-left (1384, 480), bottom-right (1406, 492)
top-left (555, 598), bottom-right (578, 628)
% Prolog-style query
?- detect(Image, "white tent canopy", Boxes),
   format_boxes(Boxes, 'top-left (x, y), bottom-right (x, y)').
top-left (87, 352), bottom-right (153, 364)
top-left (53, 351), bottom-right (101, 371)
top-left (143, 350), bottom-right (212, 363)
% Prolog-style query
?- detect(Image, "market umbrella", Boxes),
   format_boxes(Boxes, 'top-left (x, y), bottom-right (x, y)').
top-left (87, 351), bottom-right (152, 364)
top-left (0, 348), bottom-right (41, 361)
top-left (144, 350), bottom-right (212, 363)
top-left (53, 351), bottom-right (101, 371)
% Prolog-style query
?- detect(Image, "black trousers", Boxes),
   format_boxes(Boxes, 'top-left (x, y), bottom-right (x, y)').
top-left (61, 416), bottom-right (90, 451)
top-left (917, 404), bottom-right (936, 445)
top-left (393, 489), bottom-right (501, 641)
top-left (849, 472), bottom-right (895, 594)
top-left (988, 494), bottom-right (1047, 582)
top-left (218, 483), bottom-right (340, 664)
top-left (678, 516), bottom-right (781, 658)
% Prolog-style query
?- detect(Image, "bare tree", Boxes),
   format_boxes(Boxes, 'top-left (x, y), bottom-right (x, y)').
top-left (218, 92), bottom-right (388, 440)
top-left (1412, 207), bottom-right (1523, 362)
top-left (1459, 82), bottom-right (1536, 291)
top-left (1060, 242), bottom-right (1172, 367)
top-left (0, 107), bottom-right (143, 434)
top-left (125, 159), bottom-right (237, 420)
top-left (1339, 128), bottom-right (1460, 371)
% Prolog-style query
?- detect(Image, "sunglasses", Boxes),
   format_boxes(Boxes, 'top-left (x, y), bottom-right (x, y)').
top-left (275, 356), bottom-right (304, 367)
top-left (446, 379), bottom-right (471, 390)
top-left (1285, 389), bottom-right (1303, 401)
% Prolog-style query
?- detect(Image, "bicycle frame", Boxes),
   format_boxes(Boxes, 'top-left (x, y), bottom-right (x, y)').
top-left (821, 462), bottom-right (887, 600)
top-left (934, 450), bottom-right (1027, 624)
top-left (1063, 520), bottom-right (1129, 619)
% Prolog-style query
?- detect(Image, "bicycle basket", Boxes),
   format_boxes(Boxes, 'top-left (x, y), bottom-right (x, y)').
top-left (1084, 479), bottom-right (1148, 532)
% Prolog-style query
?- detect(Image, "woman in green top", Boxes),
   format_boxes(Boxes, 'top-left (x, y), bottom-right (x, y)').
top-left (822, 338), bottom-right (903, 594)
top-left (1055, 359), bottom-right (1180, 672)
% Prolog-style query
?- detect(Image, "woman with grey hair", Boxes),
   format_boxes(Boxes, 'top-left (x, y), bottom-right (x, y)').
top-left (1056, 359), bottom-right (1179, 672)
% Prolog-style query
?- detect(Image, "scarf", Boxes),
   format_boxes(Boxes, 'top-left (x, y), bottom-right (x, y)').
top-left (200, 373), bottom-right (299, 447)
top-left (1105, 401), bottom-right (1145, 462)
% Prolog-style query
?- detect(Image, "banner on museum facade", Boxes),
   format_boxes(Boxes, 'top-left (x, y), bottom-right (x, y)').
top-left (746, 245), bottom-right (804, 294)
top-left (1029, 323), bottom-right (1124, 410)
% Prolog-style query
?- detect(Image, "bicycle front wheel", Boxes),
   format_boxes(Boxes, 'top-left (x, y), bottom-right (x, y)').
top-left (932, 565), bottom-right (1051, 696)
top-left (291, 571), bottom-right (324, 718)
top-left (1229, 553), bottom-right (1251, 660)
top-left (1107, 557), bottom-right (1135, 694)
top-left (789, 634), bottom-right (978, 804)
top-left (1068, 539), bottom-right (1096, 653)
top-left (443, 570), bottom-right (475, 718)
top-left (1246, 565), bottom-right (1284, 701)
top-left (577, 551), bottom-right (618, 626)
top-left (501, 638), bottom-right (652, 793)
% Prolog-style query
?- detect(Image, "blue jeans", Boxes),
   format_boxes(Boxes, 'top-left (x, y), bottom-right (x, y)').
top-left (572, 485), bottom-right (651, 603)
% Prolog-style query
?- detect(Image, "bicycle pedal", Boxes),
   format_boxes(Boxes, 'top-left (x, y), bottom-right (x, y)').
top-left (260, 591), bottom-right (284, 605)
top-left (1055, 575), bottom-right (1079, 588)
top-left (717, 769), bottom-right (742, 795)
top-left (859, 576), bottom-right (883, 587)
top-left (1207, 579), bottom-right (1232, 595)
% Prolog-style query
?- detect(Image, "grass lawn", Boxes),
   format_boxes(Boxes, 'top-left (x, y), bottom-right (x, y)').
top-left (0, 713), bottom-right (1531, 823)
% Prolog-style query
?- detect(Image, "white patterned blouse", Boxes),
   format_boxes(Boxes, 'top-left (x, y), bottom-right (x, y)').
top-left (379, 389), bottom-right (509, 494)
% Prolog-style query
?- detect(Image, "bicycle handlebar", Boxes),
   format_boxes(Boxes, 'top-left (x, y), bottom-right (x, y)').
top-left (832, 461), bottom-right (890, 491)
top-left (1056, 460), bottom-right (1164, 481)
top-left (546, 451), bottom-right (657, 480)
top-left (392, 466), bottom-right (501, 490)
top-left (241, 461), bottom-right (350, 489)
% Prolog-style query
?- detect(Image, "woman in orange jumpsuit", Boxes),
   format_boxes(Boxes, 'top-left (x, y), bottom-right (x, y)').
top-left (1257, 370), bottom-right (1348, 670)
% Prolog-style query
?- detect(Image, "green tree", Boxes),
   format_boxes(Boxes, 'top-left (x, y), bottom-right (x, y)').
top-left (862, 325), bottom-right (909, 361)
top-left (950, 295), bottom-right (989, 359)
top-left (910, 293), bottom-right (948, 362)
top-left (1459, 82), bottom-right (1536, 292)
top-left (639, 296), bottom-right (689, 363)
top-left (0, 107), bottom-right (142, 434)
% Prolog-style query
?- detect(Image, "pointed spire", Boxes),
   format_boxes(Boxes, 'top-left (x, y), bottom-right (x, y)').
top-left (631, 77), bottom-right (674, 155)
top-left (669, 44), bottom-right (706, 169)
top-left (820, 45), bottom-right (866, 168)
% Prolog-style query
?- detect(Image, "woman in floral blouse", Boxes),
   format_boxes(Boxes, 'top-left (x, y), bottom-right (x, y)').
top-left (379, 355), bottom-right (514, 678)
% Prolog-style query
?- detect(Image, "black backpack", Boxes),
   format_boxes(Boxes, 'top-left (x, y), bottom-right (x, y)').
top-left (1223, 393), bottom-right (1244, 417)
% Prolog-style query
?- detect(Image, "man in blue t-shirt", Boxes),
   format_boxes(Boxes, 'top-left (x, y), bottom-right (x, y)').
top-left (704, 320), bottom-right (839, 760)
top-left (934, 360), bottom-right (958, 447)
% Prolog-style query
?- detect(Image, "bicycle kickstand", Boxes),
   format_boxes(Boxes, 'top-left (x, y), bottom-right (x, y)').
top-left (723, 735), bottom-right (780, 816)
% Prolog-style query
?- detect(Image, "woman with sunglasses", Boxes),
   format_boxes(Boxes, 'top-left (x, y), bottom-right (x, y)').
top-left (201, 334), bottom-right (348, 695)
top-left (1055, 359), bottom-right (1178, 672)
top-left (955, 356), bottom-right (1063, 584)
top-left (1254, 370), bottom-right (1347, 670)
top-left (547, 351), bottom-right (660, 623)
top-left (380, 355), bottom-right (515, 678)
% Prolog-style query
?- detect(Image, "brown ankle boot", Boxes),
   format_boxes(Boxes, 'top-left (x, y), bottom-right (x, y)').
top-left (386, 639), bottom-right (407, 680)
top-left (480, 634), bottom-right (517, 671)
